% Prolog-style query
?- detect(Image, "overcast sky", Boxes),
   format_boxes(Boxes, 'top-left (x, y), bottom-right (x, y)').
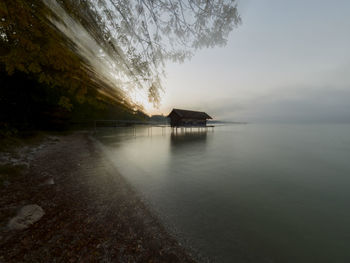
top-left (146, 0), bottom-right (350, 123)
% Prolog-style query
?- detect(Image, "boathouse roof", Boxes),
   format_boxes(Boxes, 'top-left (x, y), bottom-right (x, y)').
top-left (167, 109), bottom-right (212, 119)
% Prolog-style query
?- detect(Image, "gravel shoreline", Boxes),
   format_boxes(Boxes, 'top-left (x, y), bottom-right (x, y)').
top-left (0, 132), bottom-right (197, 262)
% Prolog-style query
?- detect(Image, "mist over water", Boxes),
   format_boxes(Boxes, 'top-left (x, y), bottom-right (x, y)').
top-left (97, 124), bottom-right (350, 263)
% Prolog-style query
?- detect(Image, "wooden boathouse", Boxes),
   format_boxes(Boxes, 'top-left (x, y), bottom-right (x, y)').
top-left (167, 108), bottom-right (212, 127)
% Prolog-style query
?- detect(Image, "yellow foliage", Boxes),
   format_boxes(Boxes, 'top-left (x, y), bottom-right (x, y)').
top-left (58, 96), bottom-right (73, 111)
top-left (15, 63), bottom-right (26, 72)
top-left (38, 72), bottom-right (46, 83)
top-left (28, 62), bottom-right (42, 73)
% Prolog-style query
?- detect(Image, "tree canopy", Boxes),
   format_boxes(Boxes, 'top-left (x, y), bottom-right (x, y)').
top-left (0, 0), bottom-right (240, 115)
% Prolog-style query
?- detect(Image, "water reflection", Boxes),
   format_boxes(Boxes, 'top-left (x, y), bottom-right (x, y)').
top-left (170, 131), bottom-right (209, 152)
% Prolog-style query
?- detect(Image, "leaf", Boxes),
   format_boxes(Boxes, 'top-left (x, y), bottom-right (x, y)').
top-left (58, 96), bottom-right (73, 111)
top-left (28, 62), bottom-right (41, 73)
top-left (5, 63), bottom-right (14, 75)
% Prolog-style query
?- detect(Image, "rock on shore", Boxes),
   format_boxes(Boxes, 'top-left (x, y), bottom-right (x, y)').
top-left (8, 204), bottom-right (45, 230)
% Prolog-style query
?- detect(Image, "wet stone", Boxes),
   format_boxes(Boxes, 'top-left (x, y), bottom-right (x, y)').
top-left (8, 204), bottom-right (45, 230)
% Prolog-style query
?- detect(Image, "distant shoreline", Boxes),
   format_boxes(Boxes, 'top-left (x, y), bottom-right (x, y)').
top-left (208, 121), bottom-right (248, 125)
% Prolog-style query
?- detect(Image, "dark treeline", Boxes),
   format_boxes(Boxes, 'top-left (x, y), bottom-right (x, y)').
top-left (0, 68), bottom-right (146, 131)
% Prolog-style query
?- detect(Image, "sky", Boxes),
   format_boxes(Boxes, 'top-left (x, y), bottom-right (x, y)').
top-left (146, 0), bottom-right (350, 123)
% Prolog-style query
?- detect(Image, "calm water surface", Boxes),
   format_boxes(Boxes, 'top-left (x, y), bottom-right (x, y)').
top-left (97, 124), bottom-right (350, 263)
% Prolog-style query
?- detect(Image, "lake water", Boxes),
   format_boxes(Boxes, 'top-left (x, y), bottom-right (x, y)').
top-left (96, 124), bottom-right (350, 263)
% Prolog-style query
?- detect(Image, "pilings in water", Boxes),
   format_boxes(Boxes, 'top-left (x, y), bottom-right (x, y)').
top-left (122, 125), bottom-right (215, 137)
top-left (93, 120), bottom-right (215, 137)
top-left (171, 125), bottom-right (214, 134)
